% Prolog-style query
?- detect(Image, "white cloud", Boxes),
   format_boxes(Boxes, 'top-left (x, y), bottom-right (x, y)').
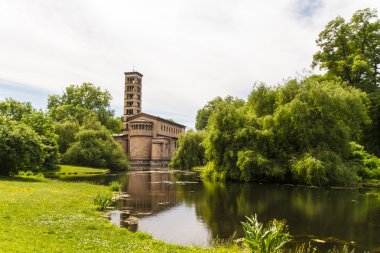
top-left (0, 0), bottom-right (379, 128)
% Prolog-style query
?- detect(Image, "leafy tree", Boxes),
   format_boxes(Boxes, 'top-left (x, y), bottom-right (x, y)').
top-left (170, 130), bottom-right (206, 169)
top-left (53, 121), bottom-right (80, 154)
top-left (363, 89), bottom-right (380, 156)
top-left (62, 117), bottom-right (128, 170)
top-left (195, 96), bottom-right (245, 131)
top-left (203, 102), bottom-right (248, 180)
top-left (247, 83), bottom-right (277, 117)
top-left (48, 83), bottom-right (122, 133)
top-left (0, 98), bottom-right (59, 169)
top-left (0, 98), bottom-right (33, 121)
top-left (0, 116), bottom-right (44, 176)
top-left (312, 8), bottom-right (380, 92)
top-left (202, 78), bottom-right (371, 186)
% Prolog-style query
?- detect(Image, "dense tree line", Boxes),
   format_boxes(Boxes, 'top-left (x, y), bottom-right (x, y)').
top-left (0, 83), bottom-right (128, 176)
top-left (0, 99), bottom-right (59, 175)
top-left (201, 78), bottom-right (379, 185)
top-left (312, 8), bottom-right (380, 156)
top-left (173, 9), bottom-right (380, 186)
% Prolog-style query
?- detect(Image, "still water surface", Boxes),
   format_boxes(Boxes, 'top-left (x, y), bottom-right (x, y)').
top-left (55, 171), bottom-right (380, 252)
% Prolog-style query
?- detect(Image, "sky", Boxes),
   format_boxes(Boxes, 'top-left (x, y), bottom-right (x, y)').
top-left (0, 0), bottom-right (379, 128)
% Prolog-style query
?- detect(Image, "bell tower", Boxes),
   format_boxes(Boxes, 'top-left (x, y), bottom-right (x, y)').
top-left (124, 71), bottom-right (143, 118)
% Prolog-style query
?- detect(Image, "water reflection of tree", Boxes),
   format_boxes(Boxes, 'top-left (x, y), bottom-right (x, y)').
top-left (180, 181), bottom-right (380, 250)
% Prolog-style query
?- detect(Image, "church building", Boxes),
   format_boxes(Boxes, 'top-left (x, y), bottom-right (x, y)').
top-left (114, 72), bottom-right (186, 168)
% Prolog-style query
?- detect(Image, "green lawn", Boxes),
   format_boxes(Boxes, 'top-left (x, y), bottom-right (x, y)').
top-left (48, 165), bottom-right (110, 175)
top-left (0, 175), bottom-right (240, 253)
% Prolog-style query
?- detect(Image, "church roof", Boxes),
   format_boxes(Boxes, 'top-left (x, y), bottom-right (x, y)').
top-left (124, 71), bottom-right (143, 77)
top-left (126, 112), bottom-right (186, 128)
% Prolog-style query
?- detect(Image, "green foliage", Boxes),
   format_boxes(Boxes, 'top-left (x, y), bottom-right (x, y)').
top-left (202, 78), bottom-right (373, 186)
top-left (363, 89), bottom-right (380, 156)
top-left (203, 102), bottom-right (249, 180)
top-left (93, 194), bottom-right (113, 211)
top-left (247, 83), bottom-right (277, 117)
top-left (62, 117), bottom-right (128, 171)
top-left (109, 181), bottom-right (122, 192)
top-left (0, 99), bottom-right (59, 170)
top-left (290, 153), bottom-right (327, 186)
top-left (312, 8), bottom-right (380, 92)
top-left (0, 116), bottom-right (44, 175)
top-left (195, 96), bottom-right (245, 131)
top-left (350, 142), bottom-right (380, 179)
top-left (241, 214), bottom-right (291, 253)
top-left (170, 130), bottom-right (206, 169)
top-left (53, 120), bottom-right (80, 154)
top-left (237, 150), bottom-right (271, 181)
top-left (48, 82), bottom-right (122, 133)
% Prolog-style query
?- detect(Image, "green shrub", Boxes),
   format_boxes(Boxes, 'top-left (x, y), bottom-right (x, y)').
top-left (350, 142), bottom-right (380, 180)
top-left (62, 118), bottom-right (128, 171)
top-left (241, 214), bottom-right (291, 253)
top-left (0, 116), bottom-right (45, 176)
top-left (291, 153), bottom-right (328, 186)
top-left (170, 130), bottom-right (206, 170)
top-left (109, 181), bottom-right (122, 192)
top-left (93, 194), bottom-right (112, 211)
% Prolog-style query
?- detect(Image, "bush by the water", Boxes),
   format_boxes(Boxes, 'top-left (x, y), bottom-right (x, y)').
top-left (62, 117), bottom-right (128, 171)
top-left (109, 181), bottom-right (122, 192)
top-left (93, 194), bottom-right (112, 211)
top-left (241, 214), bottom-right (291, 253)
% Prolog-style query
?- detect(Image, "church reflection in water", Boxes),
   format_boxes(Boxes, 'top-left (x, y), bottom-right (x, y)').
top-left (114, 171), bottom-right (179, 231)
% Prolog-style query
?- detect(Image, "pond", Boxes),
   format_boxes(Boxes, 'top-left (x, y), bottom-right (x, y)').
top-left (53, 171), bottom-right (380, 252)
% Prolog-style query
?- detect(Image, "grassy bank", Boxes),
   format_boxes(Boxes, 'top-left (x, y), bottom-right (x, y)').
top-left (47, 164), bottom-right (110, 175)
top-left (0, 175), bottom-right (239, 252)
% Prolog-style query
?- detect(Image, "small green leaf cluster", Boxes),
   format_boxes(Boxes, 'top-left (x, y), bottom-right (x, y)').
top-left (93, 194), bottom-right (112, 211)
top-left (109, 181), bottom-right (122, 192)
top-left (241, 214), bottom-right (291, 253)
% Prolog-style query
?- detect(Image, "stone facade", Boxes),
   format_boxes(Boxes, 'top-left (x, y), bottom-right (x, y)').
top-left (114, 72), bottom-right (186, 168)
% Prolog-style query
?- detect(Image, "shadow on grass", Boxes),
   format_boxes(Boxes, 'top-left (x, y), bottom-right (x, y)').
top-left (0, 176), bottom-right (45, 183)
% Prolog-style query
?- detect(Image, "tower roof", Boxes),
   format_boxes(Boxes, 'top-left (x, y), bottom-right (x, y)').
top-left (124, 71), bottom-right (143, 77)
